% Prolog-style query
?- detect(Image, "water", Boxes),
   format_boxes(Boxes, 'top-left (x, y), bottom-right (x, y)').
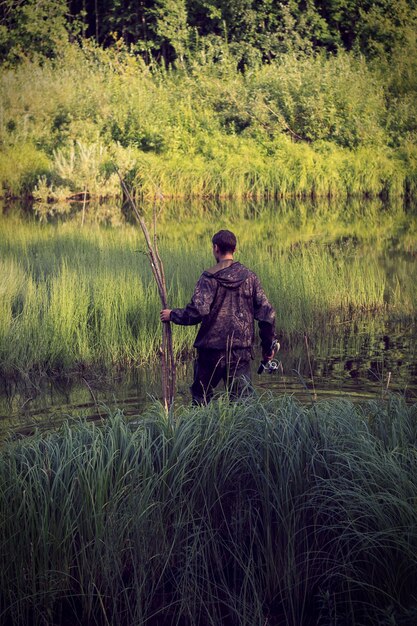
top-left (1, 198), bottom-right (416, 435)
top-left (2, 317), bottom-right (416, 437)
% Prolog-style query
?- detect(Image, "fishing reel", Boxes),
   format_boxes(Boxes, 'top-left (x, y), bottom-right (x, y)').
top-left (257, 340), bottom-right (280, 375)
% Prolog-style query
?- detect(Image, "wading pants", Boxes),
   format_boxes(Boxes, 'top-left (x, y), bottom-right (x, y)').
top-left (191, 348), bottom-right (253, 405)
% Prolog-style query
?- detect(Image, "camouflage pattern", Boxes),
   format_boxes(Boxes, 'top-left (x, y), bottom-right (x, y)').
top-left (170, 260), bottom-right (276, 352)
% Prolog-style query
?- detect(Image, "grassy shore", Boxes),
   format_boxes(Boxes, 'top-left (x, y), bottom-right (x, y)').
top-left (1, 208), bottom-right (416, 378)
top-left (1, 41), bottom-right (417, 201)
top-left (1, 394), bottom-right (416, 625)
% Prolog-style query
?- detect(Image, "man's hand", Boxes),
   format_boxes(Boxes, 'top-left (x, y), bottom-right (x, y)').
top-left (262, 340), bottom-right (279, 362)
top-left (160, 309), bottom-right (172, 323)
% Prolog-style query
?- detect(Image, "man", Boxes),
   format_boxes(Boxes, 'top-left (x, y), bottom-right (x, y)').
top-left (160, 229), bottom-right (276, 404)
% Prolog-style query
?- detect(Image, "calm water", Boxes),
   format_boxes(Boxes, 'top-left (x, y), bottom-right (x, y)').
top-left (1, 198), bottom-right (416, 435)
top-left (2, 317), bottom-right (416, 436)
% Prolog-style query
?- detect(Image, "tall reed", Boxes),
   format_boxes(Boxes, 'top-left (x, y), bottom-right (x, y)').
top-left (0, 213), bottom-right (415, 377)
top-left (1, 394), bottom-right (416, 625)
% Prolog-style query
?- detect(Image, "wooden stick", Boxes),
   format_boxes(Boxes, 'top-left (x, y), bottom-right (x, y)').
top-left (118, 174), bottom-right (164, 293)
top-left (115, 167), bottom-right (176, 410)
top-left (81, 187), bottom-right (87, 227)
top-left (153, 204), bottom-right (176, 398)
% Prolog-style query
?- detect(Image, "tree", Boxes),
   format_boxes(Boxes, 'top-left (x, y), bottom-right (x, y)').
top-left (0, 0), bottom-right (69, 62)
top-left (155, 0), bottom-right (189, 63)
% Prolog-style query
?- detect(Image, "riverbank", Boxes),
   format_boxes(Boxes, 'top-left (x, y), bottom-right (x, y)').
top-left (1, 42), bottom-right (417, 202)
top-left (1, 394), bottom-right (416, 625)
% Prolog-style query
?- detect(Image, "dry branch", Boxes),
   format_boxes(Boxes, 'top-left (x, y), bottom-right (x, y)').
top-left (115, 167), bottom-right (176, 410)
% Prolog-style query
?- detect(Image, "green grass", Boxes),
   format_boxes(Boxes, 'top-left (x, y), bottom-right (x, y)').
top-left (0, 208), bottom-right (415, 377)
top-left (1, 41), bottom-right (416, 200)
top-left (1, 394), bottom-right (417, 625)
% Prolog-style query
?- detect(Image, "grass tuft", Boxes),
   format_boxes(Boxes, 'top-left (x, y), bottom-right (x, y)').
top-left (1, 394), bottom-right (416, 625)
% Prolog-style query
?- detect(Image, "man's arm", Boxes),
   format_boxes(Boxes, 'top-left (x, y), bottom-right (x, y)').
top-left (253, 276), bottom-right (276, 358)
top-left (161, 274), bottom-right (217, 326)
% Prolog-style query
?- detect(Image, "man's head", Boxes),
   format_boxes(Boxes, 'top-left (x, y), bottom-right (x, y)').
top-left (212, 230), bottom-right (237, 262)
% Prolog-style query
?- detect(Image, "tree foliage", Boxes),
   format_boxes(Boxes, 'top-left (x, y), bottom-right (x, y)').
top-left (0, 0), bottom-right (69, 62)
top-left (1, 0), bottom-right (417, 64)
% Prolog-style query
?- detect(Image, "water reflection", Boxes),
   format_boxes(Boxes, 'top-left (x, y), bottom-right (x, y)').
top-left (2, 196), bottom-right (417, 255)
top-left (1, 319), bottom-right (415, 437)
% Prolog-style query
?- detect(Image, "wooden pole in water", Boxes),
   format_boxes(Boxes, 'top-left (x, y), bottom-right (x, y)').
top-left (115, 168), bottom-right (176, 410)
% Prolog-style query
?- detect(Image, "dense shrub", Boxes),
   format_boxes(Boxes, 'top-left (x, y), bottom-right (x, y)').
top-left (0, 41), bottom-right (416, 200)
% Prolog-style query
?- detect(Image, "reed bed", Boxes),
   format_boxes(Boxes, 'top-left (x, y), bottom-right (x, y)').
top-left (1, 394), bottom-right (416, 625)
top-left (1, 214), bottom-right (415, 377)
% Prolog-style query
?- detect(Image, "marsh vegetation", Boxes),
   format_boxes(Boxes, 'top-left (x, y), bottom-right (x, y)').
top-left (1, 199), bottom-right (416, 380)
top-left (1, 4), bottom-right (417, 624)
top-left (1, 0), bottom-right (417, 203)
top-left (1, 394), bottom-right (417, 626)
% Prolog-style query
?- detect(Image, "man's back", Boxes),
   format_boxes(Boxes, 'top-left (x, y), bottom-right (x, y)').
top-left (170, 260), bottom-right (276, 352)
top-left (160, 229), bottom-right (276, 403)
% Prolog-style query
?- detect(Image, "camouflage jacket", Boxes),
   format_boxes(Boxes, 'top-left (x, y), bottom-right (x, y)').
top-left (170, 261), bottom-right (276, 352)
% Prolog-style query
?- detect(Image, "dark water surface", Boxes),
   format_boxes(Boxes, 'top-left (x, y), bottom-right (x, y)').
top-left (2, 318), bottom-right (416, 437)
top-left (1, 198), bottom-right (416, 435)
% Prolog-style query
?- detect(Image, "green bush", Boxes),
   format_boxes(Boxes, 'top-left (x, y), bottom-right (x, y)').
top-left (0, 144), bottom-right (50, 196)
top-left (251, 52), bottom-right (387, 148)
top-left (0, 41), bottom-right (416, 200)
